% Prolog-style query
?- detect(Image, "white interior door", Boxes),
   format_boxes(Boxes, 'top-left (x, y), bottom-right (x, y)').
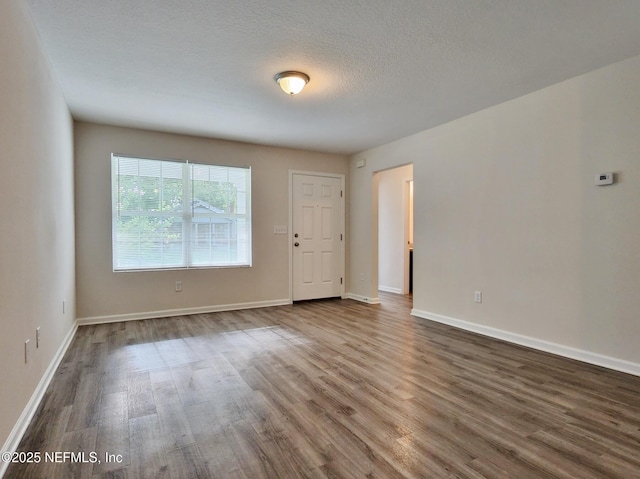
top-left (292, 173), bottom-right (343, 301)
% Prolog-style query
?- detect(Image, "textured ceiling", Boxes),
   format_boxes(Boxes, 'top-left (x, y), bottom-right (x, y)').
top-left (25, 0), bottom-right (640, 154)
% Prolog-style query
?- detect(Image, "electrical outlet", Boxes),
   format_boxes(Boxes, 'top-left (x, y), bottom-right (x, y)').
top-left (25, 339), bottom-right (30, 363)
top-left (36, 327), bottom-right (41, 348)
top-left (175, 281), bottom-right (182, 292)
top-left (594, 172), bottom-right (614, 186)
top-left (474, 291), bottom-right (482, 303)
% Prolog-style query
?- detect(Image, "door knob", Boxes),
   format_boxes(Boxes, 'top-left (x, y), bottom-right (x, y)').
top-left (294, 242), bottom-right (300, 247)
top-left (294, 233), bottom-right (299, 238)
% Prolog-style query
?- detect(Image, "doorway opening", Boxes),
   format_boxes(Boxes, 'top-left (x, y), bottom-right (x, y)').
top-left (375, 164), bottom-right (413, 305)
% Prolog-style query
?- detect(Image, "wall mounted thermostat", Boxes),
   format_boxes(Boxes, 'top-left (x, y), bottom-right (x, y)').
top-left (594, 172), bottom-right (614, 186)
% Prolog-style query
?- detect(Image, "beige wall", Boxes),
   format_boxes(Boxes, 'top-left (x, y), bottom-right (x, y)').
top-left (75, 122), bottom-right (348, 320)
top-left (349, 54), bottom-right (640, 366)
top-left (378, 164), bottom-right (413, 293)
top-left (0, 0), bottom-right (76, 451)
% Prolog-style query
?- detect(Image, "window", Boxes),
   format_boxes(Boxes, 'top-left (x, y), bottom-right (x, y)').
top-left (111, 155), bottom-right (251, 271)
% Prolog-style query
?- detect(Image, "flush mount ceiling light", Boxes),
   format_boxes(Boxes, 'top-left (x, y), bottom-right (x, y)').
top-left (274, 71), bottom-right (310, 95)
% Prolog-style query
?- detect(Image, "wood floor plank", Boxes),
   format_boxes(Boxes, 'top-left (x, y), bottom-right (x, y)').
top-left (54, 426), bottom-right (99, 479)
top-left (128, 414), bottom-right (171, 479)
top-left (93, 391), bottom-right (130, 475)
top-left (152, 375), bottom-right (196, 451)
top-left (196, 434), bottom-right (247, 479)
top-left (7, 292), bottom-right (640, 478)
top-left (165, 443), bottom-right (209, 479)
top-left (126, 371), bottom-right (156, 419)
top-left (66, 371), bottom-right (101, 432)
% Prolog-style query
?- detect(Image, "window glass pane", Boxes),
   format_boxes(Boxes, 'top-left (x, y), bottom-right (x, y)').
top-left (115, 158), bottom-right (141, 212)
top-left (190, 218), bottom-right (234, 266)
top-left (116, 158), bottom-right (184, 213)
top-left (115, 215), bottom-right (183, 269)
top-left (229, 169), bottom-right (248, 215)
top-left (234, 218), bottom-right (250, 264)
top-left (192, 164), bottom-right (239, 215)
top-left (139, 173), bottom-right (161, 212)
top-left (113, 155), bottom-right (250, 270)
top-left (190, 213), bottom-right (249, 265)
top-left (161, 164), bottom-right (183, 212)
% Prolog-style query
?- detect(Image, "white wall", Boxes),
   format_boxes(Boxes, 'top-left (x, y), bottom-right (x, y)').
top-left (349, 54), bottom-right (640, 370)
top-left (0, 0), bottom-right (76, 454)
top-left (378, 165), bottom-right (413, 293)
top-left (74, 122), bottom-right (348, 321)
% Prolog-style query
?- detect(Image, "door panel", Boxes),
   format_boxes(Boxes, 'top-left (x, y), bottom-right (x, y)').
top-left (321, 207), bottom-right (332, 239)
top-left (302, 206), bottom-right (314, 238)
top-left (321, 251), bottom-right (333, 283)
top-left (302, 252), bottom-right (314, 283)
top-left (293, 174), bottom-right (343, 301)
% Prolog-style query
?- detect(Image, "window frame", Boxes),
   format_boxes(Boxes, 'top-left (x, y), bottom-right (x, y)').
top-left (111, 154), bottom-right (252, 272)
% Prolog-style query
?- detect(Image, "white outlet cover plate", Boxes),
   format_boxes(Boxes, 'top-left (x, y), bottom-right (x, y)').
top-left (594, 172), bottom-right (614, 185)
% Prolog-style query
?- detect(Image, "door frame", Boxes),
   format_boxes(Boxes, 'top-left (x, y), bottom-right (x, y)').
top-left (289, 170), bottom-right (346, 302)
top-left (403, 179), bottom-right (414, 294)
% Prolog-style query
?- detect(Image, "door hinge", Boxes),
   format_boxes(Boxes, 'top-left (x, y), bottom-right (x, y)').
top-left (340, 190), bottom-right (343, 197)
top-left (340, 233), bottom-right (343, 241)
top-left (340, 277), bottom-right (343, 285)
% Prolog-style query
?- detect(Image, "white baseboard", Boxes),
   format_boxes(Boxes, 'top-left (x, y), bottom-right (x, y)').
top-left (77, 298), bottom-right (292, 326)
top-left (344, 293), bottom-right (381, 305)
top-left (0, 322), bottom-right (78, 479)
top-left (411, 309), bottom-right (640, 377)
top-left (378, 285), bottom-right (403, 294)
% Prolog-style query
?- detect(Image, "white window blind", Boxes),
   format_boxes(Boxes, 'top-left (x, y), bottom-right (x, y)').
top-left (111, 155), bottom-right (251, 271)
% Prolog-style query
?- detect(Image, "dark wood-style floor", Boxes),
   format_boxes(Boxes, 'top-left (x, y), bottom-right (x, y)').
top-left (6, 293), bottom-right (640, 478)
